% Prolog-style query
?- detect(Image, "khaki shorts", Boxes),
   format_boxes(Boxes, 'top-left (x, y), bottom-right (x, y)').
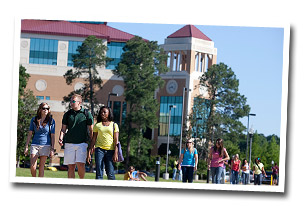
top-left (63, 143), bottom-right (88, 165)
top-left (30, 145), bottom-right (51, 156)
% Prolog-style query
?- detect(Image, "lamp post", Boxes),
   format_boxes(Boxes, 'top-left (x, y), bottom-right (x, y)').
top-left (107, 92), bottom-right (118, 108)
top-left (248, 127), bottom-right (254, 172)
top-left (164, 105), bottom-right (176, 180)
top-left (179, 87), bottom-right (188, 159)
top-left (246, 113), bottom-right (256, 160)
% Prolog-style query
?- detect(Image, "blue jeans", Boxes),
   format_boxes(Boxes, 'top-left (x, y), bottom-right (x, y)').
top-left (182, 166), bottom-right (194, 183)
top-left (95, 147), bottom-right (115, 180)
top-left (242, 172), bottom-right (249, 185)
top-left (254, 174), bottom-right (262, 185)
top-left (211, 167), bottom-right (223, 184)
top-left (231, 170), bottom-right (239, 184)
top-left (172, 168), bottom-right (177, 180)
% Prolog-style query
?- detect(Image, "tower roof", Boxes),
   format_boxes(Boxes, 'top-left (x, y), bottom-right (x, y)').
top-left (167, 24), bottom-right (212, 41)
top-left (21, 19), bottom-right (136, 42)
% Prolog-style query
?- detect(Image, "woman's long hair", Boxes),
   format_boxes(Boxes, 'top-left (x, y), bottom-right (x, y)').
top-left (213, 138), bottom-right (224, 157)
top-left (96, 106), bottom-right (113, 123)
top-left (34, 102), bottom-right (51, 129)
top-left (185, 139), bottom-right (195, 154)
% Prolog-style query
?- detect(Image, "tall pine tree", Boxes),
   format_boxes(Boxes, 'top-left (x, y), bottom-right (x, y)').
top-left (113, 36), bottom-right (168, 169)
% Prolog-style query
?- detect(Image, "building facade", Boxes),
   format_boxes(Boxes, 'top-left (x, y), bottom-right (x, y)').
top-left (19, 20), bottom-right (217, 165)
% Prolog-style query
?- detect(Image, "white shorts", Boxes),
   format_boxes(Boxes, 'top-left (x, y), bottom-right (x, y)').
top-left (63, 143), bottom-right (88, 165)
top-left (30, 145), bottom-right (51, 156)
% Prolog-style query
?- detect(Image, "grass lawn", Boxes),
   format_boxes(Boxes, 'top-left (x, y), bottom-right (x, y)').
top-left (15, 167), bottom-right (208, 183)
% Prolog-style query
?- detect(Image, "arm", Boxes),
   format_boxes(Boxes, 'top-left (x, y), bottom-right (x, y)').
top-left (88, 124), bottom-right (93, 142)
top-left (262, 166), bottom-right (267, 177)
top-left (24, 131), bottom-right (33, 156)
top-left (50, 133), bottom-right (55, 157)
top-left (58, 124), bottom-right (67, 146)
top-left (218, 149), bottom-right (230, 163)
top-left (112, 123), bottom-right (119, 162)
top-left (194, 153), bottom-right (198, 171)
top-left (87, 132), bottom-right (97, 164)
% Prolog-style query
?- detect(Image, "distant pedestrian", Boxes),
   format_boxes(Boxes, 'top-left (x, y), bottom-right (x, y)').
top-left (272, 163), bottom-right (279, 185)
top-left (253, 157), bottom-right (267, 185)
top-left (208, 138), bottom-right (230, 184)
top-left (231, 154), bottom-right (241, 184)
top-left (178, 139), bottom-right (198, 183)
top-left (172, 160), bottom-right (178, 180)
top-left (24, 102), bottom-right (55, 177)
top-left (241, 159), bottom-right (250, 185)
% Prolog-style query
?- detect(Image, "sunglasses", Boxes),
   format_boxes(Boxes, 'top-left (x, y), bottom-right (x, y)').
top-left (42, 107), bottom-right (49, 111)
top-left (71, 100), bottom-right (79, 103)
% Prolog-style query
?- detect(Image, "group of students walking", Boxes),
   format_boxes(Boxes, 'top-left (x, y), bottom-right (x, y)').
top-left (173, 138), bottom-right (278, 185)
top-left (24, 94), bottom-right (119, 179)
top-left (23, 94), bottom-right (278, 185)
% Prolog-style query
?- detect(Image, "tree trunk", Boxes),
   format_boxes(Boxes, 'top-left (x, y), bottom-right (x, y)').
top-left (89, 66), bottom-right (94, 115)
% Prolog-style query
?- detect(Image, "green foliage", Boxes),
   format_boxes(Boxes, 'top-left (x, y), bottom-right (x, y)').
top-left (63, 36), bottom-right (109, 114)
top-left (17, 65), bottom-right (38, 167)
top-left (249, 132), bottom-right (280, 171)
top-left (113, 36), bottom-right (169, 168)
top-left (198, 63), bottom-right (250, 142)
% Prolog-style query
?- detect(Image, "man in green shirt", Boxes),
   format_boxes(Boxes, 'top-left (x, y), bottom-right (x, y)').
top-left (58, 94), bottom-right (93, 179)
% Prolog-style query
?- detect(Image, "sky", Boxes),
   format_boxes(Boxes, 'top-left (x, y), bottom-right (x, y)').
top-left (108, 22), bottom-right (285, 137)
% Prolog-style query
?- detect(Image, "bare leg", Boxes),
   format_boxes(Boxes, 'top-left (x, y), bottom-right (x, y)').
top-left (76, 162), bottom-right (85, 179)
top-left (68, 164), bottom-right (76, 178)
top-left (30, 154), bottom-right (39, 177)
top-left (38, 156), bottom-right (48, 177)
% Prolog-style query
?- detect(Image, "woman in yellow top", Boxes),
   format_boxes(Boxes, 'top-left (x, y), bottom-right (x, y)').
top-left (253, 157), bottom-right (267, 185)
top-left (87, 106), bottom-right (119, 180)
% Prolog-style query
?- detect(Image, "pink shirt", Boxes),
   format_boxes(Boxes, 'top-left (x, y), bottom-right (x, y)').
top-left (210, 147), bottom-right (226, 167)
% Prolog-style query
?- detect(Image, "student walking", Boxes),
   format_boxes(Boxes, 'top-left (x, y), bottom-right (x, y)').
top-left (208, 138), bottom-right (230, 184)
top-left (231, 154), bottom-right (241, 184)
top-left (24, 102), bottom-right (55, 177)
top-left (178, 139), bottom-right (198, 183)
top-left (58, 94), bottom-right (93, 179)
top-left (87, 106), bottom-right (119, 180)
top-left (253, 157), bottom-right (267, 185)
top-left (241, 159), bottom-right (250, 185)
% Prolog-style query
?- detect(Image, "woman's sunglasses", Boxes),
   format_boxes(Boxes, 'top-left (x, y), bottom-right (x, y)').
top-left (42, 107), bottom-right (49, 111)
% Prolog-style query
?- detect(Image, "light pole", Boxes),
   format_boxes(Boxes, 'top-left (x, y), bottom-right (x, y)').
top-left (164, 105), bottom-right (176, 180)
top-left (179, 87), bottom-right (188, 159)
top-left (107, 92), bottom-right (118, 108)
top-left (248, 127), bottom-right (254, 171)
top-left (246, 113), bottom-right (256, 160)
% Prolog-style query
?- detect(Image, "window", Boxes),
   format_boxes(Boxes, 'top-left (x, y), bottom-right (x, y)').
top-left (159, 96), bottom-right (183, 136)
top-left (29, 38), bottom-right (58, 65)
top-left (45, 96), bottom-right (50, 100)
top-left (67, 41), bottom-right (83, 67)
top-left (113, 101), bottom-right (121, 124)
top-left (106, 42), bottom-right (125, 70)
top-left (191, 97), bottom-right (210, 138)
top-left (121, 102), bottom-right (127, 125)
top-left (36, 96), bottom-right (44, 100)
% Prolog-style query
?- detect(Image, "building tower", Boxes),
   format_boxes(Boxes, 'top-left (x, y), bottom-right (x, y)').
top-left (153, 25), bottom-right (217, 155)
